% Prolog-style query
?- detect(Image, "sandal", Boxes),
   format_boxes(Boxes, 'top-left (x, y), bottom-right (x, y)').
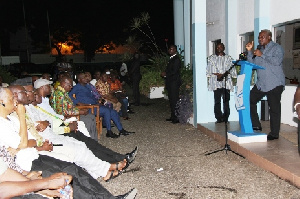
top-left (105, 170), bottom-right (122, 182)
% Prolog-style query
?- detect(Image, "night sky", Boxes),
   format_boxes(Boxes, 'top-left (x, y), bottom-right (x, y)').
top-left (0, 0), bottom-right (174, 54)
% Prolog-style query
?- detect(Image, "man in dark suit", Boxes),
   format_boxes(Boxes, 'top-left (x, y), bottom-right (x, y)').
top-left (161, 45), bottom-right (182, 124)
top-left (129, 52), bottom-right (141, 106)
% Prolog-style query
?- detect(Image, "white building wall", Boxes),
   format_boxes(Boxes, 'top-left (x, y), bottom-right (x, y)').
top-left (237, 0), bottom-right (255, 34)
top-left (206, 0), bottom-right (226, 55)
top-left (270, 0), bottom-right (300, 25)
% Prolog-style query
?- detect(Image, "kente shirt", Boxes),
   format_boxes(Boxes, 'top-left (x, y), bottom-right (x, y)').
top-left (247, 41), bottom-right (285, 92)
top-left (50, 86), bottom-right (79, 116)
top-left (206, 54), bottom-right (237, 91)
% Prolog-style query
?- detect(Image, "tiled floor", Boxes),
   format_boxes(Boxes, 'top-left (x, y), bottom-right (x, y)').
top-left (198, 121), bottom-right (300, 188)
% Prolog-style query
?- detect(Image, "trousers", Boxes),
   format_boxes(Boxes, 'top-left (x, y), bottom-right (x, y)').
top-left (214, 88), bottom-right (230, 121)
top-left (65, 131), bottom-right (125, 163)
top-left (250, 85), bottom-right (284, 137)
top-left (31, 155), bottom-right (115, 199)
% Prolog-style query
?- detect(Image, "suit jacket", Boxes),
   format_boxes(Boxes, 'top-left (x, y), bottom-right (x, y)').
top-left (165, 54), bottom-right (181, 88)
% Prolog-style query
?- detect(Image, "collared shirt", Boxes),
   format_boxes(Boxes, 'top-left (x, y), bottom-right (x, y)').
top-left (206, 54), bottom-right (237, 91)
top-left (95, 80), bottom-right (110, 96)
top-left (50, 86), bottom-right (79, 116)
top-left (247, 41), bottom-right (285, 92)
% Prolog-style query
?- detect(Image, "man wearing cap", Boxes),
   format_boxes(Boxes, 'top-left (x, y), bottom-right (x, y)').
top-left (34, 78), bottom-right (138, 165)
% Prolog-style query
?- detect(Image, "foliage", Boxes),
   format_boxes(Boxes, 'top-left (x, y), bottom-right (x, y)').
top-left (127, 12), bottom-right (162, 56)
top-left (0, 65), bottom-right (17, 84)
top-left (139, 67), bottom-right (165, 96)
top-left (179, 64), bottom-right (193, 100)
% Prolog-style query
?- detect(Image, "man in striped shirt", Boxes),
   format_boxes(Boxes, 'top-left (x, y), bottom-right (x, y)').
top-left (206, 43), bottom-right (237, 123)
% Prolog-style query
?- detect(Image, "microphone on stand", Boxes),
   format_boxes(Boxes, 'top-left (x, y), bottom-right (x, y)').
top-left (252, 45), bottom-right (262, 59)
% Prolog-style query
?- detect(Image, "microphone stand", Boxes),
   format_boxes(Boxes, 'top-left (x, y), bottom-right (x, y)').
top-left (205, 60), bottom-right (244, 158)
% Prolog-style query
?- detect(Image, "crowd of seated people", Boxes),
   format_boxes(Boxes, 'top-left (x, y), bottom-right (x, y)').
top-left (0, 71), bottom-right (139, 198)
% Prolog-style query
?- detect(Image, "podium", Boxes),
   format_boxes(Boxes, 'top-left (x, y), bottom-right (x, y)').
top-left (228, 61), bottom-right (267, 144)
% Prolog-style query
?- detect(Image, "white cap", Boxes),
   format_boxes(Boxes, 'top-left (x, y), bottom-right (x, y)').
top-left (34, 78), bottom-right (53, 89)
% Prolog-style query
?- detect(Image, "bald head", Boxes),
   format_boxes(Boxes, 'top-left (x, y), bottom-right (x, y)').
top-left (8, 85), bottom-right (29, 105)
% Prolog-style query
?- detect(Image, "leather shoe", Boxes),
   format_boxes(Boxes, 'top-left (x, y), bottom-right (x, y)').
top-left (115, 188), bottom-right (138, 199)
top-left (128, 110), bottom-right (135, 114)
top-left (267, 134), bottom-right (279, 140)
top-left (171, 119), bottom-right (179, 124)
top-left (126, 146), bottom-right (138, 163)
top-left (119, 129), bottom-right (135, 136)
top-left (166, 118), bottom-right (173, 121)
top-left (106, 130), bottom-right (119, 138)
top-left (215, 119), bottom-right (224, 123)
top-left (252, 126), bottom-right (262, 131)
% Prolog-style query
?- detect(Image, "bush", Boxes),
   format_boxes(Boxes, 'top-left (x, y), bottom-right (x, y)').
top-left (0, 65), bottom-right (17, 84)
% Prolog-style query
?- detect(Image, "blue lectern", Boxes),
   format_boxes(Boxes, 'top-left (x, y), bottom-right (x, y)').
top-left (228, 61), bottom-right (266, 143)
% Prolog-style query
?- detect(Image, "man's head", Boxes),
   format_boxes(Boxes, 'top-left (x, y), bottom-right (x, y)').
top-left (100, 73), bottom-right (108, 82)
top-left (85, 72), bottom-right (92, 82)
top-left (168, 45), bottom-right (177, 56)
top-left (216, 43), bottom-right (225, 55)
top-left (0, 87), bottom-right (16, 115)
top-left (59, 76), bottom-right (73, 92)
top-left (34, 90), bottom-right (42, 105)
top-left (42, 73), bottom-right (52, 80)
top-left (93, 71), bottom-right (101, 81)
top-left (77, 72), bottom-right (88, 85)
top-left (23, 85), bottom-right (35, 104)
top-left (259, 29), bottom-right (272, 46)
top-left (8, 85), bottom-right (29, 105)
top-left (34, 78), bottom-right (53, 97)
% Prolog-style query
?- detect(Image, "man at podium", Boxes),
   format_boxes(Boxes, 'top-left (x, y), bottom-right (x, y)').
top-left (246, 29), bottom-right (285, 140)
top-left (207, 43), bottom-right (237, 123)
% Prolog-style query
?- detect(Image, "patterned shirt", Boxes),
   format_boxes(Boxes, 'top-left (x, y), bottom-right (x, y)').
top-left (206, 54), bottom-right (237, 91)
top-left (95, 80), bottom-right (110, 96)
top-left (0, 146), bottom-right (23, 173)
top-left (108, 79), bottom-right (122, 91)
top-left (50, 86), bottom-right (79, 116)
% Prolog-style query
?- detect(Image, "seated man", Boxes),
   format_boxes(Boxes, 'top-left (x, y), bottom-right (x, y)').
top-left (0, 144), bottom-right (136, 199)
top-left (33, 78), bottom-right (137, 166)
top-left (68, 73), bottom-right (134, 138)
top-left (0, 157), bottom-right (73, 199)
top-left (8, 85), bottom-right (127, 182)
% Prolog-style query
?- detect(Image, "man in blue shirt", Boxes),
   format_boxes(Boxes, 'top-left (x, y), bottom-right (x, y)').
top-left (69, 72), bottom-right (134, 138)
top-left (246, 29), bottom-right (285, 140)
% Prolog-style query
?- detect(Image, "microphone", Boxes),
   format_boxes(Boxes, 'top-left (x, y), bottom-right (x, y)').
top-left (252, 45), bottom-right (262, 59)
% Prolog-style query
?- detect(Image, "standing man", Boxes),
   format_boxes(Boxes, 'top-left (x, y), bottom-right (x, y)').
top-left (246, 29), bottom-right (285, 140)
top-left (207, 43), bottom-right (237, 123)
top-left (161, 45), bottom-right (182, 124)
top-left (129, 52), bottom-right (141, 106)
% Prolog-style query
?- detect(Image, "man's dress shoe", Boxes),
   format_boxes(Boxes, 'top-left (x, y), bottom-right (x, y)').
top-left (126, 146), bottom-right (138, 163)
top-left (115, 188), bottom-right (138, 199)
top-left (166, 118), bottom-right (173, 121)
top-left (119, 129), bottom-right (135, 136)
top-left (171, 119), bottom-right (179, 124)
top-left (106, 130), bottom-right (119, 138)
top-left (267, 134), bottom-right (279, 140)
top-left (252, 126), bottom-right (262, 131)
